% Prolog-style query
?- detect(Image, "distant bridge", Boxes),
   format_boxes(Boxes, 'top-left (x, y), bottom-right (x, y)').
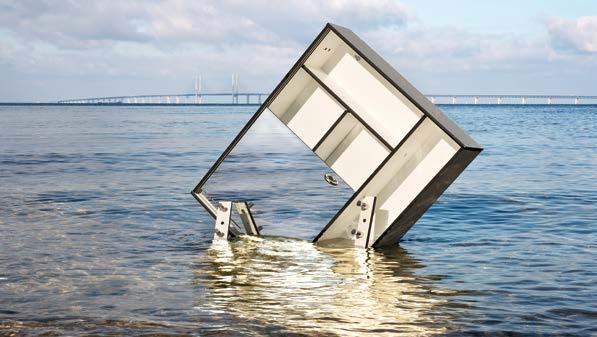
top-left (58, 93), bottom-right (267, 105)
top-left (427, 94), bottom-right (597, 105)
top-left (57, 93), bottom-right (597, 105)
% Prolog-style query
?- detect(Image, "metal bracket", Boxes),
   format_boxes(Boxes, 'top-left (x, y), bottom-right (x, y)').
top-left (234, 201), bottom-right (261, 236)
top-left (351, 196), bottom-right (376, 248)
top-left (212, 199), bottom-right (262, 242)
top-left (214, 201), bottom-right (233, 241)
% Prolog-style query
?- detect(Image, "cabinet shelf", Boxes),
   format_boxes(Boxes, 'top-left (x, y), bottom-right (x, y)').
top-left (302, 65), bottom-right (392, 151)
top-left (303, 30), bottom-right (423, 148)
top-left (314, 113), bottom-right (389, 190)
top-left (317, 118), bottom-right (460, 244)
top-left (268, 68), bottom-right (345, 150)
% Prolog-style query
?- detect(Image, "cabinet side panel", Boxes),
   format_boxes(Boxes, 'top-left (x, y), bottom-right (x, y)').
top-left (373, 148), bottom-right (481, 247)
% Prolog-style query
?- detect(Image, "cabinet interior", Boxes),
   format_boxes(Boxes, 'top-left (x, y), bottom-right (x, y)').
top-left (317, 118), bottom-right (460, 244)
top-left (304, 30), bottom-right (423, 147)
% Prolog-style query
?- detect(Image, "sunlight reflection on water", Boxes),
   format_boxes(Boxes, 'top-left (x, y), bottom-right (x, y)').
top-left (195, 236), bottom-right (450, 336)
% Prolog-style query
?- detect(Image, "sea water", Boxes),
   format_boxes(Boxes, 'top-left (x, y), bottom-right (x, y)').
top-left (0, 105), bottom-right (595, 336)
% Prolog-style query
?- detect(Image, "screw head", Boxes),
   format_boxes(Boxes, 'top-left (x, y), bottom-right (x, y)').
top-left (324, 173), bottom-right (338, 186)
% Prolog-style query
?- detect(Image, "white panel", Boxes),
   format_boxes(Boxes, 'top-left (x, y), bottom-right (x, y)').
top-left (268, 69), bottom-right (345, 149)
top-left (379, 138), bottom-right (456, 221)
top-left (314, 113), bottom-right (358, 160)
top-left (304, 32), bottom-right (343, 69)
top-left (318, 119), bottom-right (460, 243)
top-left (304, 30), bottom-right (423, 148)
top-left (287, 87), bottom-right (345, 148)
top-left (330, 128), bottom-right (389, 190)
top-left (268, 70), bottom-right (312, 119)
top-left (326, 54), bottom-right (421, 146)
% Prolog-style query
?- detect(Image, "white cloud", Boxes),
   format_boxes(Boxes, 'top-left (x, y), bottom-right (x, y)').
top-left (0, 0), bottom-right (410, 47)
top-left (363, 26), bottom-right (549, 73)
top-left (0, 0), bottom-right (411, 100)
top-left (547, 16), bottom-right (597, 53)
top-left (0, 1), bottom-right (596, 100)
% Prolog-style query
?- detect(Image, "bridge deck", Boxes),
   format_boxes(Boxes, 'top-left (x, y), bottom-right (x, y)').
top-left (56, 93), bottom-right (597, 105)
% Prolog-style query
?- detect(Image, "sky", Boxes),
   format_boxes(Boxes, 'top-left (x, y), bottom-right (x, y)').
top-left (0, 0), bottom-right (596, 102)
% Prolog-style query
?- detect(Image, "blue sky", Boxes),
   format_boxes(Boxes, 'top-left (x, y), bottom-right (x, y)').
top-left (0, 0), bottom-right (596, 101)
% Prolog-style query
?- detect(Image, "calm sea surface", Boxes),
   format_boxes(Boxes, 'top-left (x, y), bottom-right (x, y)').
top-left (0, 105), bottom-right (595, 336)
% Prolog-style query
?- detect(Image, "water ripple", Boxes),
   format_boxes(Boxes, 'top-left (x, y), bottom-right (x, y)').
top-left (0, 105), bottom-right (595, 336)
